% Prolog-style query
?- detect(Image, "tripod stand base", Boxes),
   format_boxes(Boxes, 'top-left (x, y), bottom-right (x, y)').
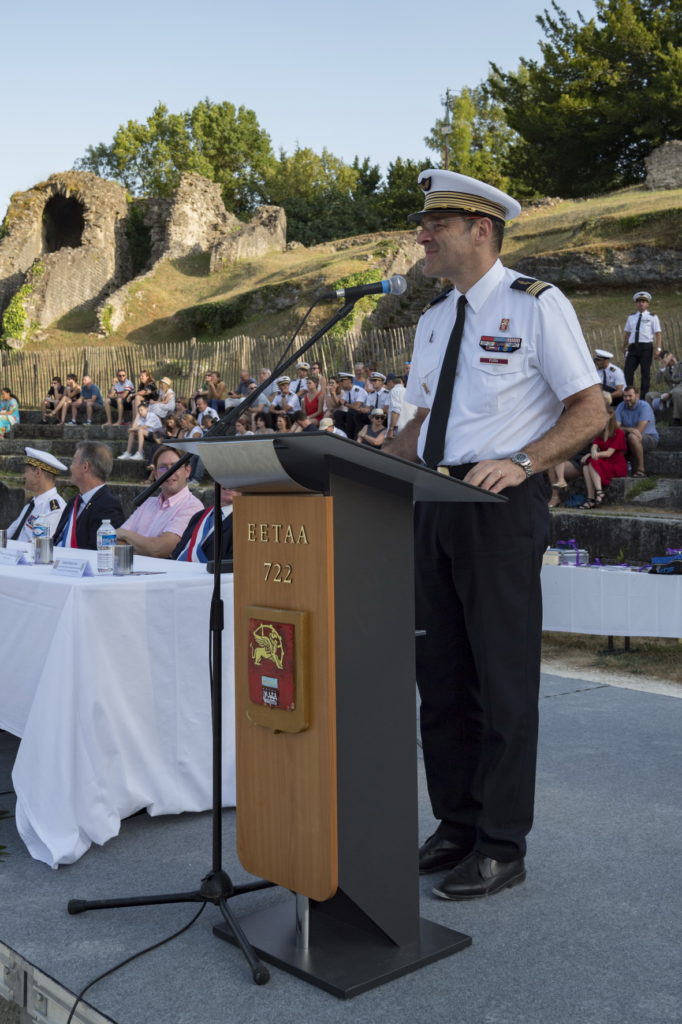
top-left (214, 897), bottom-right (471, 999)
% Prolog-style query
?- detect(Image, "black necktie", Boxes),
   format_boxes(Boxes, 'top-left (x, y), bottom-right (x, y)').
top-left (634, 313), bottom-right (642, 343)
top-left (602, 368), bottom-right (607, 386)
top-left (423, 295), bottom-right (467, 469)
top-left (11, 498), bottom-right (35, 540)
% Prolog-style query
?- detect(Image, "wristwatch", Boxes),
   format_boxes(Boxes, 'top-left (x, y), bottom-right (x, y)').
top-left (510, 452), bottom-right (533, 479)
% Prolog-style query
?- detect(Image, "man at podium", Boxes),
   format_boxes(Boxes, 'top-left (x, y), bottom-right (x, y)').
top-left (389, 170), bottom-right (605, 900)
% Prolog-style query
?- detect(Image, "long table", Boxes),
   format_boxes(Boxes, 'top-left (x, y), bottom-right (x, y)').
top-left (541, 564), bottom-right (682, 638)
top-left (0, 542), bottom-right (235, 867)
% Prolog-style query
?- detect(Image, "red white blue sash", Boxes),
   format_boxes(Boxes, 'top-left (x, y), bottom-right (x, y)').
top-left (177, 507), bottom-right (214, 562)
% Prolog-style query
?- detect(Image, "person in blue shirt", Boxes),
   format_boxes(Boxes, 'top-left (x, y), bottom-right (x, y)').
top-left (71, 375), bottom-right (104, 424)
top-left (614, 386), bottom-right (659, 477)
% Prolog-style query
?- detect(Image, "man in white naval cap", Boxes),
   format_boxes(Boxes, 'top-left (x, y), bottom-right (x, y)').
top-left (6, 447), bottom-right (67, 541)
top-left (623, 290), bottom-right (661, 398)
top-left (388, 169), bottom-right (605, 900)
top-left (593, 348), bottom-right (626, 404)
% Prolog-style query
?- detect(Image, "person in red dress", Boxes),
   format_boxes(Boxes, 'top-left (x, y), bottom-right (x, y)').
top-left (302, 376), bottom-right (324, 423)
top-left (580, 396), bottom-right (628, 508)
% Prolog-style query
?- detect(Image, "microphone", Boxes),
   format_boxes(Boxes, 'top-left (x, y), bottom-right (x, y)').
top-left (321, 275), bottom-right (408, 302)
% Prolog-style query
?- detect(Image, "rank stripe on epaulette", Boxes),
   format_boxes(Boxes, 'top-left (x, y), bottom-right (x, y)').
top-left (510, 277), bottom-right (553, 297)
top-left (422, 286), bottom-right (453, 313)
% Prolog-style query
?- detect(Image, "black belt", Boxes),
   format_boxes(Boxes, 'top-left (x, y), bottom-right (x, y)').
top-left (443, 464), bottom-right (476, 480)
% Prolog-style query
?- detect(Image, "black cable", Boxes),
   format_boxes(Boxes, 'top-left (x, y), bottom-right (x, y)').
top-left (65, 903), bottom-right (206, 1024)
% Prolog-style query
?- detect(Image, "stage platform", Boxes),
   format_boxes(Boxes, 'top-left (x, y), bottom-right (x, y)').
top-left (1, 668), bottom-right (680, 1024)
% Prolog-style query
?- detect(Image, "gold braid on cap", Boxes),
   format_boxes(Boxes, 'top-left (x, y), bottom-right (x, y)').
top-left (25, 455), bottom-right (59, 474)
top-left (422, 190), bottom-right (506, 221)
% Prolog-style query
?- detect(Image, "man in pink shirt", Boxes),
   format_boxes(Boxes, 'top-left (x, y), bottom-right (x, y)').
top-left (116, 446), bottom-right (203, 557)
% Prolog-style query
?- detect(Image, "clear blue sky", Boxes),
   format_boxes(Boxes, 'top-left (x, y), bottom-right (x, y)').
top-left (1, 0), bottom-right (597, 216)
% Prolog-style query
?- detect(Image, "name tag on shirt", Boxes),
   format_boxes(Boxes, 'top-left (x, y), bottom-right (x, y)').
top-left (479, 336), bottom-right (522, 353)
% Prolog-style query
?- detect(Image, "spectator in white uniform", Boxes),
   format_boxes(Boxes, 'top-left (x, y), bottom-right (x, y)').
top-left (593, 349), bottom-right (626, 404)
top-left (6, 447), bottom-right (67, 541)
top-left (269, 377), bottom-right (301, 415)
top-left (623, 290), bottom-right (661, 397)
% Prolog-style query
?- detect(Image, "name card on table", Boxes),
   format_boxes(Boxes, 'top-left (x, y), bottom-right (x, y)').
top-left (0, 548), bottom-right (31, 566)
top-left (52, 557), bottom-right (95, 578)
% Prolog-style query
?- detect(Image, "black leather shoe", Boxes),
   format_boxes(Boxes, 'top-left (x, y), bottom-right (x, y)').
top-left (418, 834), bottom-right (473, 874)
top-left (433, 853), bottom-right (526, 900)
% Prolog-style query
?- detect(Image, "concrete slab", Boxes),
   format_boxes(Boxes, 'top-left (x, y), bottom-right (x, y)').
top-left (1, 672), bottom-right (680, 1024)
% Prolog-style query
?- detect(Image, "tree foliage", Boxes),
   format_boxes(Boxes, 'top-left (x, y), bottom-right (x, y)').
top-left (488, 0), bottom-right (682, 196)
top-left (76, 99), bottom-right (274, 216)
top-left (424, 86), bottom-right (517, 191)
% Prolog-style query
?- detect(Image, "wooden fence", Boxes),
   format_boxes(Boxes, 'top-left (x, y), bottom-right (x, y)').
top-left (2, 317), bottom-right (681, 408)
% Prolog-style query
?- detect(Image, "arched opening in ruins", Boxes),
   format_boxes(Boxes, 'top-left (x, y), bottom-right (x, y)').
top-left (42, 194), bottom-right (85, 252)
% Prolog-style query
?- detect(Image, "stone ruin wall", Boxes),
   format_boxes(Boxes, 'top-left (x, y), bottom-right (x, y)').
top-left (0, 173), bottom-right (130, 338)
top-left (209, 205), bottom-right (286, 271)
top-left (645, 140), bottom-right (682, 190)
top-left (98, 175), bottom-right (287, 333)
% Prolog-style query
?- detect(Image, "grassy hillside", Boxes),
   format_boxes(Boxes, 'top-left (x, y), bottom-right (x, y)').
top-left (30, 185), bottom-right (682, 352)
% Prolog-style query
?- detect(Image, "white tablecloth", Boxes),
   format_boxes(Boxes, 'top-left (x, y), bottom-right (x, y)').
top-left (0, 543), bottom-right (235, 867)
top-left (542, 564), bottom-right (682, 638)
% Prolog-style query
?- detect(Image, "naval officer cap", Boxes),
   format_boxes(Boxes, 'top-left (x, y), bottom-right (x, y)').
top-left (276, 375), bottom-right (291, 385)
top-left (594, 349), bottom-right (614, 360)
top-left (633, 291), bottom-right (652, 302)
top-left (24, 446), bottom-right (68, 474)
top-left (408, 169), bottom-right (522, 224)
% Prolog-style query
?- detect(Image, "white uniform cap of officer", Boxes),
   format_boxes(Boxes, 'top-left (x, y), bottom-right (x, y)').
top-left (370, 372), bottom-right (386, 382)
top-left (24, 446), bottom-right (68, 474)
top-left (594, 349), bottom-right (614, 360)
top-left (276, 375), bottom-right (291, 385)
top-left (633, 290), bottom-right (652, 302)
top-left (408, 169), bottom-right (522, 224)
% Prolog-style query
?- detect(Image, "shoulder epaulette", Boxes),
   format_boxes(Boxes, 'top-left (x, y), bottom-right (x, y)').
top-left (510, 276), bottom-right (553, 298)
top-left (422, 287), bottom-right (453, 313)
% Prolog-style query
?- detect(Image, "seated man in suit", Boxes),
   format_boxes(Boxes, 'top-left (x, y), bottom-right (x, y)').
top-left (116, 446), bottom-right (203, 558)
top-left (172, 487), bottom-right (240, 563)
top-left (53, 442), bottom-right (124, 549)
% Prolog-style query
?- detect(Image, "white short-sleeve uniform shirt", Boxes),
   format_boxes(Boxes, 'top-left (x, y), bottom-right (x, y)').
top-left (405, 260), bottom-right (599, 465)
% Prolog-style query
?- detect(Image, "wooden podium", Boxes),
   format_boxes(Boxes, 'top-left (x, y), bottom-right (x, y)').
top-left (173, 433), bottom-right (504, 997)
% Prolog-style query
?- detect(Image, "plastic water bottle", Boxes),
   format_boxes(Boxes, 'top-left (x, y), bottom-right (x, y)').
top-left (96, 519), bottom-right (117, 575)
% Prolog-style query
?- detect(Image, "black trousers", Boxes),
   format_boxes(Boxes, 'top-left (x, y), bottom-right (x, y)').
top-left (414, 471), bottom-right (550, 862)
top-left (624, 342), bottom-right (653, 397)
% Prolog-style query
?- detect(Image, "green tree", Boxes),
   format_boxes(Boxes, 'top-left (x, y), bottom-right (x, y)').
top-left (424, 86), bottom-right (517, 190)
top-left (263, 146), bottom-right (364, 245)
top-left (375, 157), bottom-right (432, 229)
top-left (488, 0), bottom-right (682, 196)
top-left (76, 100), bottom-right (274, 216)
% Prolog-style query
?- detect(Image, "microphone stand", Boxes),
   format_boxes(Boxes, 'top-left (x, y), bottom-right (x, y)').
top-left (66, 298), bottom-right (357, 986)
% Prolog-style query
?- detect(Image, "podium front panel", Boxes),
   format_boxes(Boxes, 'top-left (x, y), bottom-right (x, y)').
top-left (234, 493), bottom-right (338, 901)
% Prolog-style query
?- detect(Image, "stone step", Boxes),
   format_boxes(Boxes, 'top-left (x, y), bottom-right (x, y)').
top-left (607, 476), bottom-right (682, 510)
top-left (644, 449), bottom-right (682, 475)
top-left (1, 435), bottom-right (127, 456)
top-left (0, 452), bottom-right (151, 481)
top-left (10, 422), bottom-right (131, 443)
top-left (549, 510), bottom-right (682, 564)
top-left (657, 426), bottom-right (682, 452)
